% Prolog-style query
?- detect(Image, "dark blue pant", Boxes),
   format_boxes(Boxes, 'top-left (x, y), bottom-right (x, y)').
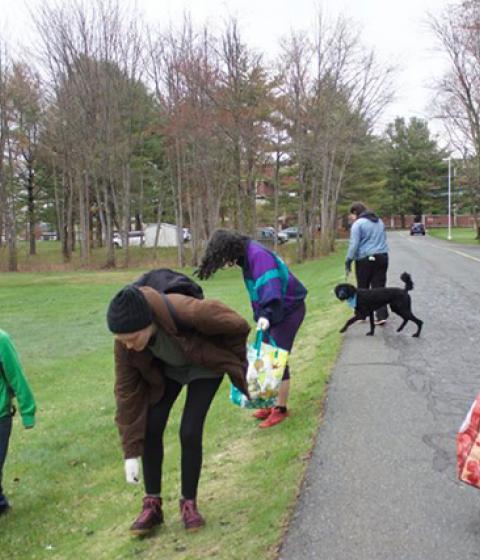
top-left (0, 415), bottom-right (12, 505)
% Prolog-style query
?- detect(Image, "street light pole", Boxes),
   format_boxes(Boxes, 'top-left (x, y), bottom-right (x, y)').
top-left (447, 157), bottom-right (452, 240)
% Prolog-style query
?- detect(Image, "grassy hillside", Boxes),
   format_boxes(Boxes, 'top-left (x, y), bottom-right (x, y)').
top-left (0, 252), bottom-right (349, 560)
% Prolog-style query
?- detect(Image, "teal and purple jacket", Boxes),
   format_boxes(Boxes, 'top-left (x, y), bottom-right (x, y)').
top-left (241, 241), bottom-right (307, 326)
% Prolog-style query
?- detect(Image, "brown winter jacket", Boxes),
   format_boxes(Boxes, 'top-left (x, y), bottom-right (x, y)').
top-left (114, 287), bottom-right (250, 458)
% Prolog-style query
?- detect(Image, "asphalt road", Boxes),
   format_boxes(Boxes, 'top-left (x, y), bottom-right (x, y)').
top-left (280, 231), bottom-right (480, 560)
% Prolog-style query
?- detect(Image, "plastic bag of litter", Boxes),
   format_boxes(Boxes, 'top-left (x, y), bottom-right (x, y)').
top-left (457, 394), bottom-right (480, 488)
top-left (230, 330), bottom-right (289, 409)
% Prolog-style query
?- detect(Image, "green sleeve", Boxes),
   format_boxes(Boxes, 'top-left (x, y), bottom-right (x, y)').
top-left (0, 332), bottom-right (36, 428)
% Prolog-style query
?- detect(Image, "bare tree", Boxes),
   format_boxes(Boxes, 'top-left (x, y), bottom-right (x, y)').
top-left (0, 39), bottom-right (19, 271)
top-left (34, 0), bottom-right (151, 266)
top-left (0, 3), bottom-right (396, 272)
top-left (430, 1), bottom-right (480, 238)
top-left (278, 14), bottom-right (393, 259)
top-left (218, 19), bottom-right (271, 234)
top-left (0, 40), bottom-right (8, 252)
top-left (9, 63), bottom-right (43, 255)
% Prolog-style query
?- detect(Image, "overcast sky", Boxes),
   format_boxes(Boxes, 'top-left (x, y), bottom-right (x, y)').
top-left (0, 0), bottom-right (459, 143)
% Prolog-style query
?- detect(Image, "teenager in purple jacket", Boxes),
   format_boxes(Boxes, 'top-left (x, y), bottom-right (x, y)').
top-left (196, 229), bottom-right (307, 427)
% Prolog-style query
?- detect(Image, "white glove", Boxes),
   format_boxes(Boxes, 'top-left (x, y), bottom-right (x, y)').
top-left (256, 317), bottom-right (270, 331)
top-left (125, 457), bottom-right (141, 484)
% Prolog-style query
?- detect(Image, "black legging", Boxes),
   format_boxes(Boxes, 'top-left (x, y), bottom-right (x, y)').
top-left (355, 253), bottom-right (389, 320)
top-left (142, 376), bottom-right (222, 499)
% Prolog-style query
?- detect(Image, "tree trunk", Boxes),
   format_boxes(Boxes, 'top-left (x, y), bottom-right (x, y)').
top-left (138, 169), bottom-right (144, 231)
top-left (320, 153), bottom-right (331, 255)
top-left (6, 146), bottom-right (17, 271)
top-left (52, 160), bottom-right (63, 243)
top-left (104, 185), bottom-right (116, 268)
top-left (92, 172), bottom-right (106, 249)
top-left (0, 192), bottom-right (3, 248)
top-left (309, 169), bottom-right (320, 258)
top-left (122, 162), bottom-right (131, 268)
top-left (0, 156), bottom-right (4, 250)
top-left (473, 206), bottom-right (480, 240)
top-left (273, 151), bottom-right (280, 254)
top-left (6, 203), bottom-right (17, 272)
top-left (78, 171), bottom-right (89, 264)
top-left (174, 138), bottom-right (185, 267)
top-left (297, 164), bottom-right (307, 263)
top-left (247, 155), bottom-right (257, 236)
top-left (27, 162), bottom-right (36, 255)
top-left (153, 189), bottom-right (163, 259)
top-left (234, 142), bottom-right (244, 231)
top-left (62, 171), bottom-right (73, 262)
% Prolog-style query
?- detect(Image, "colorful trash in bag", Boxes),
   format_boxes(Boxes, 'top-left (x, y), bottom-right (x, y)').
top-left (230, 330), bottom-right (289, 409)
top-left (457, 393), bottom-right (480, 488)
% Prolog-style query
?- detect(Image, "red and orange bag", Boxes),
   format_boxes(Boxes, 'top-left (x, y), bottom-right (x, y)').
top-left (457, 394), bottom-right (480, 488)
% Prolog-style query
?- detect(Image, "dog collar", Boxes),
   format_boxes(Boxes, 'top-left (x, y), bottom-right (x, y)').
top-left (347, 295), bottom-right (357, 309)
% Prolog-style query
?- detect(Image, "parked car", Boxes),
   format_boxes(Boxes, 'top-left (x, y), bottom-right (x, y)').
top-left (113, 231), bottom-right (145, 248)
top-left (410, 222), bottom-right (426, 236)
top-left (282, 226), bottom-right (302, 239)
top-left (256, 227), bottom-right (276, 243)
top-left (256, 227), bottom-right (288, 245)
top-left (265, 226), bottom-right (289, 244)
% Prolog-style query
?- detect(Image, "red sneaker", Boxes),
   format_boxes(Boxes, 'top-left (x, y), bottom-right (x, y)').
top-left (252, 408), bottom-right (272, 420)
top-left (259, 407), bottom-right (288, 428)
top-left (180, 498), bottom-right (205, 532)
top-left (130, 496), bottom-right (164, 536)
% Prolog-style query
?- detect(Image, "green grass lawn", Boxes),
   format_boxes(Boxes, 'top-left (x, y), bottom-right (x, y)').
top-left (0, 253), bottom-right (349, 560)
top-left (0, 240), bottom-right (303, 272)
top-left (0, 241), bottom-right (184, 272)
top-left (428, 227), bottom-right (480, 245)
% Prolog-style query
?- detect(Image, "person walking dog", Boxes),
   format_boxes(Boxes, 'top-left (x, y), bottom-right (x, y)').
top-left (107, 283), bottom-right (250, 536)
top-left (0, 329), bottom-right (36, 516)
top-left (196, 229), bottom-right (307, 428)
top-left (345, 202), bottom-right (389, 325)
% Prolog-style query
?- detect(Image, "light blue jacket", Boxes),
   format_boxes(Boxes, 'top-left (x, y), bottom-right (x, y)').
top-left (346, 215), bottom-right (388, 261)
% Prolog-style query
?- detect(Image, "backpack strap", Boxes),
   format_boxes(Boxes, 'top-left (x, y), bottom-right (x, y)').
top-left (160, 293), bottom-right (195, 334)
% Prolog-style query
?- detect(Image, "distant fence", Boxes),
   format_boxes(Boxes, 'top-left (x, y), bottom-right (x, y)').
top-left (382, 214), bottom-right (476, 229)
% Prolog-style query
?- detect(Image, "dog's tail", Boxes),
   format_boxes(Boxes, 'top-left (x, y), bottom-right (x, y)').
top-left (400, 272), bottom-right (414, 291)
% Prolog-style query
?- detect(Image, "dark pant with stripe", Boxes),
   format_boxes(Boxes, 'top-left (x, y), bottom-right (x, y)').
top-left (142, 376), bottom-right (222, 500)
top-left (355, 253), bottom-right (389, 321)
top-left (0, 415), bottom-right (12, 506)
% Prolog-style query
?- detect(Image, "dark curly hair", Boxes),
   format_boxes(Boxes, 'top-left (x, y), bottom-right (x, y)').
top-left (195, 229), bottom-right (250, 280)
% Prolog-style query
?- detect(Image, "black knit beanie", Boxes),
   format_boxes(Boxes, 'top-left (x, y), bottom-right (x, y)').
top-left (107, 285), bottom-right (153, 334)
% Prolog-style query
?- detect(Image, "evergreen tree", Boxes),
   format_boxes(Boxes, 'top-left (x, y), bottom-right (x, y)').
top-left (383, 117), bottom-right (447, 224)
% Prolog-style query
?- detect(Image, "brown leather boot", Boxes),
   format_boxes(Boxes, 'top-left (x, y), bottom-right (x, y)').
top-left (130, 496), bottom-right (164, 536)
top-left (179, 498), bottom-right (205, 532)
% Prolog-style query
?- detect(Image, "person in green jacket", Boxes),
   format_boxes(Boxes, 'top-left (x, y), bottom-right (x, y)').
top-left (0, 329), bottom-right (36, 516)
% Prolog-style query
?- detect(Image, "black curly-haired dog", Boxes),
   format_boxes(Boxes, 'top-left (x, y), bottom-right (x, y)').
top-left (334, 272), bottom-right (423, 337)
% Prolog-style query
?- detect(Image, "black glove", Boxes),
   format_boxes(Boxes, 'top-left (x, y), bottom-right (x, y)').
top-left (345, 259), bottom-right (352, 274)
